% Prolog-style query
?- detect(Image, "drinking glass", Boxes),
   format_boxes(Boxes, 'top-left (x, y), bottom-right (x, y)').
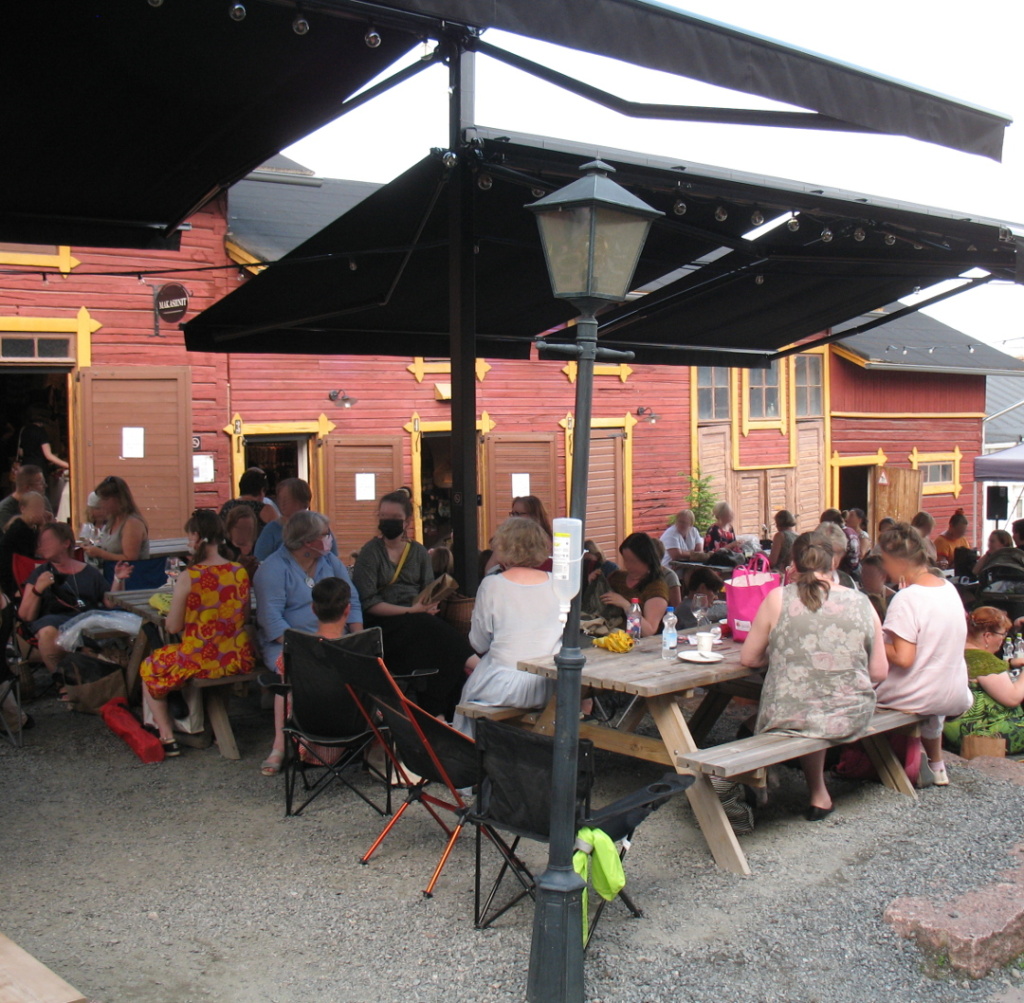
top-left (691, 593), bottom-right (710, 629)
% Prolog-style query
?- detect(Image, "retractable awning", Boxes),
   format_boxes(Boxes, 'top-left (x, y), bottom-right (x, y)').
top-left (184, 130), bottom-right (1020, 366)
top-left (1, 1), bottom-right (1010, 250)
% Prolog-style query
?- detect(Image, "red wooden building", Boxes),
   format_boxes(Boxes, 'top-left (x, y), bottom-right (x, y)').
top-left (2, 161), bottom-right (1021, 558)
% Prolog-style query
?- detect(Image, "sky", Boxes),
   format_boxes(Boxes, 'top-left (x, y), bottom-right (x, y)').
top-left (284, 0), bottom-right (1024, 353)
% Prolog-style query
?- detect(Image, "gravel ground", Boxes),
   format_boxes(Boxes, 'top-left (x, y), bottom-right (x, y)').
top-left (3, 687), bottom-right (1024, 1003)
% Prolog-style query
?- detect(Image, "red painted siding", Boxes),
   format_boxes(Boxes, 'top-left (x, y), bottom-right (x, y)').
top-left (829, 354), bottom-right (987, 414)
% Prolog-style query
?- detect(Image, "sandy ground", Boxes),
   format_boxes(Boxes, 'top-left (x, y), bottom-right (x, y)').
top-left (3, 684), bottom-right (1024, 1003)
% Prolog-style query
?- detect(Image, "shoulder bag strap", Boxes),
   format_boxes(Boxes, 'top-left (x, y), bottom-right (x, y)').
top-left (388, 541), bottom-right (412, 586)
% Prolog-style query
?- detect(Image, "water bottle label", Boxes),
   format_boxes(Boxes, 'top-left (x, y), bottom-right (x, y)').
top-left (552, 532), bottom-right (572, 581)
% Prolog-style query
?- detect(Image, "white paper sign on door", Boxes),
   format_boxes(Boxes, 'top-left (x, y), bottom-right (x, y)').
top-left (511, 473), bottom-right (530, 498)
top-left (121, 427), bottom-right (145, 459)
top-left (355, 472), bottom-right (376, 501)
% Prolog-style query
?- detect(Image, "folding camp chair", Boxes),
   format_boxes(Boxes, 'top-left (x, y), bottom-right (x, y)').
top-left (468, 719), bottom-right (693, 948)
top-left (0, 652), bottom-right (23, 749)
top-left (368, 694), bottom-right (479, 897)
top-left (268, 628), bottom-right (392, 818)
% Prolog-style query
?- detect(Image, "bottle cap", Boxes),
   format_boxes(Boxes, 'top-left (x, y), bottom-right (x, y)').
top-left (631, 597), bottom-right (639, 603)
top-left (666, 606), bottom-right (674, 612)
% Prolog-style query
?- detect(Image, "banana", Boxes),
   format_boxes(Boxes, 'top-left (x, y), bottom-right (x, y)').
top-left (592, 629), bottom-right (634, 653)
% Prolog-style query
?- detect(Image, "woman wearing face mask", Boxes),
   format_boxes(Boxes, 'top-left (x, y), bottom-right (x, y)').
top-left (352, 491), bottom-right (478, 720)
top-left (254, 510), bottom-right (362, 775)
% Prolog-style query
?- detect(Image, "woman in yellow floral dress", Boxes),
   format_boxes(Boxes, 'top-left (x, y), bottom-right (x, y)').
top-left (140, 509), bottom-right (255, 757)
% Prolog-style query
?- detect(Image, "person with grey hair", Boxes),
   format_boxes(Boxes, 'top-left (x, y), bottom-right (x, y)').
top-left (814, 522), bottom-right (857, 589)
top-left (254, 509), bottom-right (361, 775)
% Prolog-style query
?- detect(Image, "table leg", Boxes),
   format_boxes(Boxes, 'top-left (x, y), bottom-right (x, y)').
top-left (531, 696), bottom-right (558, 736)
top-left (686, 690), bottom-right (732, 747)
top-left (615, 696), bottom-right (647, 733)
top-left (204, 688), bottom-right (241, 760)
top-left (124, 628), bottom-right (152, 705)
top-left (647, 694), bottom-right (751, 876)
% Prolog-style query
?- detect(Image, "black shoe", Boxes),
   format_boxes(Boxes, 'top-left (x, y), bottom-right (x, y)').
top-left (805, 804), bottom-right (834, 821)
top-left (161, 740), bottom-right (181, 758)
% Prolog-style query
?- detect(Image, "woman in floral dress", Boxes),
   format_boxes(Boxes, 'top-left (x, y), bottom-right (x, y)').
top-left (741, 532), bottom-right (888, 820)
top-left (140, 509), bottom-right (254, 757)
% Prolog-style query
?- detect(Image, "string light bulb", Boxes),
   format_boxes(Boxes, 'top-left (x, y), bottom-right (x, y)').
top-left (853, 227), bottom-right (866, 242)
top-left (364, 27), bottom-right (381, 47)
top-left (884, 233), bottom-right (896, 246)
top-left (229, 3), bottom-right (246, 21)
top-left (672, 199), bottom-right (687, 216)
top-left (820, 227), bottom-right (834, 243)
top-left (714, 206), bottom-right (729, 222)
top-left (750, 209), bottom-right (764, 226)
top-left (292, 14), bottom-right (309, 34)
top-left (786, 216), bottom-right (800, 232)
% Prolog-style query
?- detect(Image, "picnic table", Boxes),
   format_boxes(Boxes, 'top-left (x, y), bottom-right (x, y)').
top-left (515, 635), bottom-right (760, 876)
top-left (105, 587), bottom-right (259, 760)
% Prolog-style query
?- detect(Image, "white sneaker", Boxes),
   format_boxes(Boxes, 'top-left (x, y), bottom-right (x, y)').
top-left (920, 756), bottom-right (949, 787)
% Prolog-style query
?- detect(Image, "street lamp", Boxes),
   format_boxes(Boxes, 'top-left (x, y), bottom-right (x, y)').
top-left (525, 160), bottom-right (662, 1003)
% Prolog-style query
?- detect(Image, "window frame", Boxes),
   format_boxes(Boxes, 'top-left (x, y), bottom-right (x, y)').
top-left (741, 360), bottom-right (788, 433)
top-left (793, 352), bottom-right (824, 418)
top-left (695, 365), bottom-right (731, 422)
top-left (909, 446), bottom-right (962, 498)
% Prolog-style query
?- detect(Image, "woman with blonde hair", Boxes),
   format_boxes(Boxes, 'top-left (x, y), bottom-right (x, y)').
top-left (945, 606), bottom-right (1024, 753)
top-left (84, 475), bottom-right (150, 562)
top-left (703, 501), bottom-right (740, 553)
top-left (454, 517), bottom-right (562, 735)
top-left (876, 522), bottom-right (971, 786)
top-left (741, 532), bottom-right (887, 819)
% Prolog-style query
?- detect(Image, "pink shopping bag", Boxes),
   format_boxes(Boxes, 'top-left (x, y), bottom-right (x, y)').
top-left (724, 553), bottom-right (781, 641)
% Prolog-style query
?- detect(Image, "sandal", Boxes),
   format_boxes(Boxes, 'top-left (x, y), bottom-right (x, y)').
top-left (161, 739), bottom-right (181, 758)
top-left (261, 749), bottom-right (284, 776)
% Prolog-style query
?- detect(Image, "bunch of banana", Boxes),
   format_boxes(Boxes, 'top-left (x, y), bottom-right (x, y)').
top-left (591, 629), bottom-right (634, 653)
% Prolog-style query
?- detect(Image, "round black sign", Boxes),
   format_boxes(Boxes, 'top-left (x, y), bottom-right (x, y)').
top-left (157, 283), bottom-right (189, 323)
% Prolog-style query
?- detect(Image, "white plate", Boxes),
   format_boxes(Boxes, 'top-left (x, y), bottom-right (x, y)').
top-left (678, 650), bottom-right (724, 663)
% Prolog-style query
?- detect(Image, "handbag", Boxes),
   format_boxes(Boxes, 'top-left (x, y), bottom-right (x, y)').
top-left (724, 553), bottom-right (780, 641)
top-left (60, 651), bottom-right (127, 714)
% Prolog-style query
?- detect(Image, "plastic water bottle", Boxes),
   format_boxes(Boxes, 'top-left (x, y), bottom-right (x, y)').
top-left (661, 607), bottom-right (678, 660)
top-left (626, 598), bottom-right (642, 642)
top-left (1004, 636), bottom-right (1015, 662)
top-left (1015, 636), bottom-right (1024, 661)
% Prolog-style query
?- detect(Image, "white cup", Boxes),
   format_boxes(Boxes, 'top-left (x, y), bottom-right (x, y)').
top-left (696, 632), bottom-right (714, 654)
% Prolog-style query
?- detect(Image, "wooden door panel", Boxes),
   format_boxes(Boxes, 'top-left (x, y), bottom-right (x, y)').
top-left (585, 432), bottom-right (625, 559)
top-left (484, 433), bottom-right (558, 542)
top-left (696, 425), bottom-right (730, 502)
top-left (733, 471), bottom-right (765, 535)
top-left (872, 466), bottom-right (923, 526)
top-left (796, 420), bottom-right (825, 532)
top-left (767, 469), bottom-right (795, 524)
top-left (323, 436), bottom-right (403, 558)
top-left (78, 366), bottom-right (191, 541)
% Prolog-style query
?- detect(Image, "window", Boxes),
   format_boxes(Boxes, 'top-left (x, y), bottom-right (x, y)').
top-left (794, 354), bottom-right (823, 417)
top-left (747, 362), bottom-right (780, 420)
top-left (921, 462), bottom-right (954, 486)
top-left (696, 366), bottom-right (730, 420)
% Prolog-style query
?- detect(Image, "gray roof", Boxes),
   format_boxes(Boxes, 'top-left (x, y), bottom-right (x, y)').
top-left (227, 158), bottom-right (381, 263)
top-left (835, 305), bottom-right (1024, 377)
top-left (986, 374), bottom-right (1024, 445)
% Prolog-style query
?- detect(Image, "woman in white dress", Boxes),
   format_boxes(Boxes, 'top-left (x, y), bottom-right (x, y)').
top-left (454, 517), bottom-right (562, 736)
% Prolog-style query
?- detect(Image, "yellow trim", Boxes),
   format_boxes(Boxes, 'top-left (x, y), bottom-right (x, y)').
top-left (402, 410), bottom-right (496, 542)
top-left (821, 348), bottom-right (833, 505)
top-left (561, 361), bottom-right (633, 383)
top-left (558, 412), bottom-right (637, 535)
top-left (225, 239), bottom-right (268, 275)
top-left (0, 308), bottom-right (100, 368)
top-left (740, 359), bottom-right (788, 435)
top-left (0, 245), bottom-right (80, 274)
top-left (406, 357), bottom-right (492, 382)
top-left (222, 413), bottom-right (337, 508)
top-left (829, 448), bottom-right (888, 508)
top-left (909, 445), bottom-right (962, 498)
top-left (832, 411), bottom-right (985, 420)
top-left (831, 344), bottom-right (867, 368)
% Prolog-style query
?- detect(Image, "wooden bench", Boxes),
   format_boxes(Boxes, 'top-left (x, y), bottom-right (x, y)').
top-left (678, 708), bottom-right (925, 798)
top-left (173, 672), bottom-right (261, 760)
top-left (0, 932), bottom-right (87, 1003)
top-left (455, 703), bottom-right (536, 723)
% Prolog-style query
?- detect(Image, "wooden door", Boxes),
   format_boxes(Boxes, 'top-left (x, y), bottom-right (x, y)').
top-left (733, 471), bottom-right (766, 535)
top-left (77, 366), bottom-right (191, 541)
top-left (585, 430), bottom-right (625, 559)
top-left (483, 433), bottom-right (558, 542)
top-left (695, 425), bottom-right (731, 502)
top-left (323, 435), bottom-right (403, 558)
top-left (872, 466), bottom-right (923, 526)
top-left (795, 420), bottom-right (825, 531)
top-left (767, 469), bottom-right (795, 523)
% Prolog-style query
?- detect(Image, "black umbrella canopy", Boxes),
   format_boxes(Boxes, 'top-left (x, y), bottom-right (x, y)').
top-left (184, 130), bottom-right (1019, 366)
top-left (0, 1), bottom-right (418, 249)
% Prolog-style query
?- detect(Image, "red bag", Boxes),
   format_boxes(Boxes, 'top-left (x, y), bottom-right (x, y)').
top-left (100, 697), bottom-right (165, 764)
top-left (724, 553), bottom-right (781, 641)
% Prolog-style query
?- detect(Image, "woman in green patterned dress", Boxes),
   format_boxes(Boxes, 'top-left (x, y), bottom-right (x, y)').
top-left (944, 606), bottom-right (1024, 754)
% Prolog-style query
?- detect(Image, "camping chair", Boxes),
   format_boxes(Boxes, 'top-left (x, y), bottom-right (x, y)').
top-left (265, 627), bottom-right (392, 818)
top-left (368, 694), bottom-right (479, 897)
top-left (976, 564), bottom-right (1024, 623)
top-left (9, 553), bottom-right (45, 664)
top-left (468, 719), bottom-right (692, 948)
top-left (0, 612), bottom-right (23, 748)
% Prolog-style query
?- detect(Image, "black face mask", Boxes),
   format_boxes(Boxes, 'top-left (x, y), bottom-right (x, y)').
top-left (378, 519), bottom-right (405, 540)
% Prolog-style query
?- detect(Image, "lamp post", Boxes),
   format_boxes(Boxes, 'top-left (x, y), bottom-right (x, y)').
top-left (525, 161), bottom-right (662, 1003)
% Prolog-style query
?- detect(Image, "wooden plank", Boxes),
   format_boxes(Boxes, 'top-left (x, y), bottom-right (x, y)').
top-left (203, 687), bottom-right (240, 760)
top-left (577, 722), bottom-right (674, 766)
top-left (455, 703), bottom-right (528, 722)
top-left (0, 933), bottom-right (87, 1003)
top-left (862, 733), bottom-right (918, 799)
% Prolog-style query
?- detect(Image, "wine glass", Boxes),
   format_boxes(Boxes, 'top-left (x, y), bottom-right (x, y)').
top-left (691, 593), bottom-right (710, 630)
top-left (164, 557), bottom-right (183, 588)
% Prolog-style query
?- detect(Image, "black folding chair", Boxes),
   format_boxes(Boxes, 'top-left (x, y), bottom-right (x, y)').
top-left (468, 719), bottom-right (693, 948)
top-left (368, 694), bottom-right (479, 897)
top-left (270, 628), bottom-right (391, 818)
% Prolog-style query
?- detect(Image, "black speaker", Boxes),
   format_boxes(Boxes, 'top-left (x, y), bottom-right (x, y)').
top-left (987, 485), bottom-right (1008, 522)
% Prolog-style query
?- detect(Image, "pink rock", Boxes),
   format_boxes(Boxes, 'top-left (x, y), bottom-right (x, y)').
top-left (885, 849), bottom-right (1024, 978)
top-left (963, 756), bottom-right (1024, 787)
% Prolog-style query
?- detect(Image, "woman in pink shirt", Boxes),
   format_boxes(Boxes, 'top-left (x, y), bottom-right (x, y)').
top-left (876, 523), bottom-right (971, 786)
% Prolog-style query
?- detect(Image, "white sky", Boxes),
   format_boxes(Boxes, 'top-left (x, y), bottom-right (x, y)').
top-left (284, 0), bottom-right (1024, 353)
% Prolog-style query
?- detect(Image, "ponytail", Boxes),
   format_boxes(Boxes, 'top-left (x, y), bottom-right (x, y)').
top-left (790, 531), bottom-right (834, 613)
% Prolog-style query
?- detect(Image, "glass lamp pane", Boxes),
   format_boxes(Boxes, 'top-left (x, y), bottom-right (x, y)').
top-left (534, 206), bottom-right (593, 298)
top-left (591, 207), bottom-right (652, 299)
